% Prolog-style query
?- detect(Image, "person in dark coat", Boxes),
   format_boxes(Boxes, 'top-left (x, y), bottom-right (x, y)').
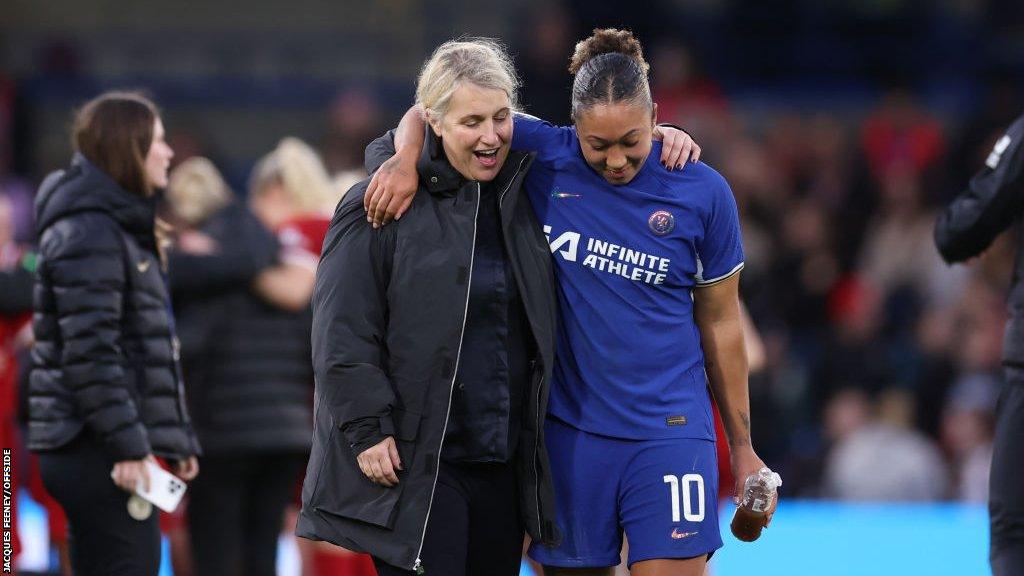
top-left (296, 40), bottom-right (562, 576)
top-left (935, 110), bottom-right (1024, 576)
top-left (164, 153), bottom-right (322, 576)
top-left (29, 90), bottom-right (200, 576)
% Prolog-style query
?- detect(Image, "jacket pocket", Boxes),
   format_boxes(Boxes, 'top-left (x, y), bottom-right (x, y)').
top-left (312, 408), bottom-right (422, 529)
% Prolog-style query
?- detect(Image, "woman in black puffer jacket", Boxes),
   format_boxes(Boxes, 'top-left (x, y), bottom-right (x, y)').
top-left (29, 91), bottom-right (200, 576)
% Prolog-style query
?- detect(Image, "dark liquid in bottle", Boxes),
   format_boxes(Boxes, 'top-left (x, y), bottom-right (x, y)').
top-left (730, 506), bottom-right (767, 542)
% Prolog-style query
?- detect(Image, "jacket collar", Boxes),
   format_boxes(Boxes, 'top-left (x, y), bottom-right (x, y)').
top-left (35, 153), bottom-right (157, 247)
top-left (417, 126), bottom-right (465, 194)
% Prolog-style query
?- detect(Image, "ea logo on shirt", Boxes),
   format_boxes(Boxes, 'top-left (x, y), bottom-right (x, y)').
top-left (648, 210), bottom-right (675, 236)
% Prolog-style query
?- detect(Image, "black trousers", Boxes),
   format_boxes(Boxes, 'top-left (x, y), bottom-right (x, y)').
top-left (374, 460), bottom-right (523, 576)
top-left (38, 434), bottom-right (161, 576)
top-left (186, 451), bottom-right (307, 576)
top-left (991, 372), bottom-right (1024, 575)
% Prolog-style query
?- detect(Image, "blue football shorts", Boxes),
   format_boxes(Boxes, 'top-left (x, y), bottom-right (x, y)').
top-left (528, 416), bottom-right (723, 568)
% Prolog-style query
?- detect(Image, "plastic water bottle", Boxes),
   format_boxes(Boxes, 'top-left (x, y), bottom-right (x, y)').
top-left (730, 467), bottom-right (782, 542)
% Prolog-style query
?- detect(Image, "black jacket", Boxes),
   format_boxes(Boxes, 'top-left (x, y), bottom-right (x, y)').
top-left (29, 153), bottom-right (200, 461)
top-left (297, 131), bottom-right (560, 570)
top-left (169, 202), bottom-right (314, 454)
top-left (936, 111), bottom-right (1024, 366)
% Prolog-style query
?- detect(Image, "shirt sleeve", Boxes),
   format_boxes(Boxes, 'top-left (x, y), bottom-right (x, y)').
top-left (512, 113), bottom-right (575, 163)
top-left (695, 173), bottom-right (745, 286)
top-left (935, 113), bottom-right (1024, 263)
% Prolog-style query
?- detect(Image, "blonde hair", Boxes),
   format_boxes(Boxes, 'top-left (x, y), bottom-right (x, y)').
top-left (249, 137), bottom-right (334, 214)
top-left (166, 156), bottom-right (232, 227)
top-left (415, 38), bottom-right (520, 122)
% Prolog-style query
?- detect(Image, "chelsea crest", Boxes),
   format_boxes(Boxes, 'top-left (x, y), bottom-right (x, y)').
top-left (648, 210), bottom-right (674, 235)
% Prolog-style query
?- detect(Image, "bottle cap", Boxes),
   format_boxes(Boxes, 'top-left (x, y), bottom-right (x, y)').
top-left (757, 467), bottom-right (782, 491)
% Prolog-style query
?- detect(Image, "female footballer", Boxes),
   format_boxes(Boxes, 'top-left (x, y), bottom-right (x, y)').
top-left (366, 29), bottom-right (773, 576)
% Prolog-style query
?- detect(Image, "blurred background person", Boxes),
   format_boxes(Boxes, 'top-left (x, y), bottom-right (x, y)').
top-left (163, 156), bottom-right (275, 576)
top-left (164, 143), bottom-right (331, 576)
top-left (823, 388), bottom-right (948, 501)
top-left (0, 193), bottom-right (34, 568)
top-left (28, 90), bottom-right (200, 576)
top-left (322, 88), bottom-right (385, 176)
top-left (1, 193), bottom-right (70, 576)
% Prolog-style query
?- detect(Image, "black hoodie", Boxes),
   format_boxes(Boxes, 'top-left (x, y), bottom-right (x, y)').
top-left (29, 153), bottom-right (200, 461)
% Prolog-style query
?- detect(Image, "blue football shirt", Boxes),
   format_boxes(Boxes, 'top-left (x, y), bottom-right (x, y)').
top-left (513, 114), bottom-right (744, 440)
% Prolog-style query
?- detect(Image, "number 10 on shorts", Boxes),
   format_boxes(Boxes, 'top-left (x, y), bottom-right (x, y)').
top-left (663, 474), bottom-right (705, 522)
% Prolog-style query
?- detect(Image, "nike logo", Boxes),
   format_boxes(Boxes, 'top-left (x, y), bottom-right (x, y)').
top-left (137, 261), bottom-right (151, 273)
top-left (550, 187), bottom-right (581, 199)
top-left (670, 528), bottom-right (698, 540)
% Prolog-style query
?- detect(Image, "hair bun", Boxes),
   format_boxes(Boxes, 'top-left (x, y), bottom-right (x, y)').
top-left (568, 28), bottom-right (649, 75)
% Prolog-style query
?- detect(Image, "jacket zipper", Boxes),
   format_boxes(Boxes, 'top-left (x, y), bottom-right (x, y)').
top-left (497, 156), bottom-right (546, 541)
top-left (414, 182), bottom-right (482, 574)
top-left (533, 370), bottom-right (544, 541)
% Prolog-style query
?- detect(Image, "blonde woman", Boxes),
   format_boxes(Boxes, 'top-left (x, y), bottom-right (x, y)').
top-left (297, 39), bottom-right (561, 576)
top-left (248, 137), bottom-right (334, 311)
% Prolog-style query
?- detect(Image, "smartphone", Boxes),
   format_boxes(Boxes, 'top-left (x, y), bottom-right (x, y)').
top-left (134, 460), bottom-right (187, 513)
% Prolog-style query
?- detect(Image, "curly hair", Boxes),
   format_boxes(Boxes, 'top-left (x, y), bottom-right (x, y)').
top-left (567, 28), bottom-right (652, 119)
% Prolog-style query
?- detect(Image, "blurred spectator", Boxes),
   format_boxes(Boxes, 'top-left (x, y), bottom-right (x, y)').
top-left (857, 162), bottom-right (968, 310)
top-left (824, 389), bottom-right (948, 501)
top-left (515, 2), bottom-right (576, 126)
top-left (817, 279), bottom-right (908, 405)
top-left (650, 39), bottom-right (735, 159)
top-left (0, 76), bottom-right (35, 245)
top-left (0, 196), bottom-right (33, 313)
top-left (768, 197), bottom-right (839, 340)
top-left (940, 378), bottom-right (995, 503)
top-left (164, 156), bottom-right (279, 576)
top-left (0, 192), bottom-right (71, 574)
top-left (860, 88), bottom-right (946, 187)
top-left (651, 39), bottom-right (727, 125)
top-left (165, 154), bottom-right (315, 576)
top-left (323, 89), bottom-right (384, 175)
top-left (0, 193), bottom-right (31, 565)
top-left (246, 138), bottom-right (372, 576)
